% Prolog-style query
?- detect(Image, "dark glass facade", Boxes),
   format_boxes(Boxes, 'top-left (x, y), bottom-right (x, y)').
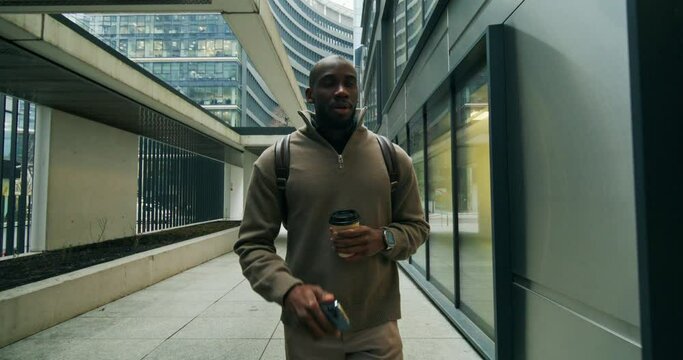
top-left (361, 0), bottom-right (498, 356)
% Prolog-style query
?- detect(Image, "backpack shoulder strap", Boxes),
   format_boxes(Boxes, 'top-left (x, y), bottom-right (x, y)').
top-left (376, 134), bottom-right (399, 192)
top-left (274, 134), bottom-right (291, 225)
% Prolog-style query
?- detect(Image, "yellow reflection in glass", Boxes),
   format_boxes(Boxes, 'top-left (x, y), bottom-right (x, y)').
top-left (456, 66), bottom-right (494, 338)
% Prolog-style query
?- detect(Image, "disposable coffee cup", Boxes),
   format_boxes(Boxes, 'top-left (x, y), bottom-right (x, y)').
top-left (329, 209), bottom-right (360, 258)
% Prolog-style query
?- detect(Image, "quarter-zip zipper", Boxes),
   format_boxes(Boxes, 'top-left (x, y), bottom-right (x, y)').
top-left (296, 111), bottom-right (364, 171)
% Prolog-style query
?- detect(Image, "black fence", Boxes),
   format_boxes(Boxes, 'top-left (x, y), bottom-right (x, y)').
top-left (1, 94), bottom-right (35, 257)
top-left (137, 137), bottom-right (225, 233)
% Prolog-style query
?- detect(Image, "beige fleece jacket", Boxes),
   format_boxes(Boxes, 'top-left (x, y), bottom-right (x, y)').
top-left (234, 109), bottom-right (429, 332)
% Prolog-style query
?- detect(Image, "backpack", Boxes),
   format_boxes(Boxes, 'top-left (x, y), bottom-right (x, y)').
top-left (274, 133), bottom-right (399, 225)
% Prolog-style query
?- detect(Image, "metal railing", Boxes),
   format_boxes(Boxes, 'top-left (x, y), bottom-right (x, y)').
top-left (137, 137), bottom-right (225, 233)
top-left (1, 94), bottom-right (35, 257)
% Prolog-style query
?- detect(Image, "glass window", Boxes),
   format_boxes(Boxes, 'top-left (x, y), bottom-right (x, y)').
top-left (145, 39), bottom-right (154, 57)
top-left (153, 40), bottom-right (162, 57)
top-left (407, 0), bottom-right (423, 56)
top-left (117, 39), bottom-right (128, 54)
top-left (364, 68), bottom-right (379, 132)
top-left (395, 0), bottom-right (407, 80)
top-left (408, 111), bottom-right (427, 275)
top-left (365, 0), bottom-right (377, 45)
top-left (454, 64), bottom-right (494, 337)
top-left (427, 88), bottom-right (454, 301)
top-left (424, 0), bottom-right (438, 17)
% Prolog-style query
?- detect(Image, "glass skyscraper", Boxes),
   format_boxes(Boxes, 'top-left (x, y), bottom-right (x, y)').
top-left (68, 0), bottom-right (353, 128)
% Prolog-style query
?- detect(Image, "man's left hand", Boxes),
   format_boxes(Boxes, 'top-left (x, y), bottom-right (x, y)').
top-left (330, 225), bottom-right (385, 261)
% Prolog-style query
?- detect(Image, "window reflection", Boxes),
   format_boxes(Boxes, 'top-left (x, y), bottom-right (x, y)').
top-left (454, 65), bottom-right (494, 337)
top-left (395, 0), bottom-right (407, 80)
top-left (365, 0), bottom-right (377, 46)
top-left (364, 70), bottom-right (379, 132)
top-left (406, 0), bottom-right (423, 56)
top-left (424, 0), bottom-right (437, 17)
top-left (408, 112), bottom-right (427, 275)
top-left (426, 90), bottom-right (454, 301)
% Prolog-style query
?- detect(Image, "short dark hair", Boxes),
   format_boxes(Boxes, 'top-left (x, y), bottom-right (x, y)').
top-left (308, 55), bottom-right (355, 88)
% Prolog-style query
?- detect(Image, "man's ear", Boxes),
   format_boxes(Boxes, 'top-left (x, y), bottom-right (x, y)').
top-left (305, 88), bottom-right (313, 103)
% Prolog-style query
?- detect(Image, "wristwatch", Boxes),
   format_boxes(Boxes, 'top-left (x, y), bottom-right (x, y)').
top-left (383, 228), bottom-right (396, 251)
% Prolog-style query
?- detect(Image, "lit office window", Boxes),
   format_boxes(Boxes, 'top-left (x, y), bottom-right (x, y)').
top-left (153, 40), bottom-right (163, 57)
top-left (454, 64), bottom-right (494, 337)
top-left (426, 89), bottom-right (454, 301)
top-left (118, 39), bottom-right (128, 54)
top-left (408, 111), bottom-right (427, 275)
top-left (210, 109), bottom-right (241, 127)
top-left (395, 0), bottom-right (407, 79)
top-left (406, 0), bottom-right (423, 56)
top-left (135, 39), bottom-right (144, 57)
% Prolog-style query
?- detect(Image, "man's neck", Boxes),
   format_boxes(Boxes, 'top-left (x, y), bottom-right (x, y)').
top-left (315, 119), bottom-right (356, 154)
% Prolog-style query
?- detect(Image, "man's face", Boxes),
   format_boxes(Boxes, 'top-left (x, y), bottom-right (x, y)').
top-left (306, 61), bottom-right (359, 129)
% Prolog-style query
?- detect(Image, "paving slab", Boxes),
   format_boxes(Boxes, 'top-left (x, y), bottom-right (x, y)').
top-left (143, 339), bottom-right (268, 360)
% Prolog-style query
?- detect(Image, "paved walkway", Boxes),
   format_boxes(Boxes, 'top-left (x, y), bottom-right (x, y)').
top-left (0, 235), bottom-right (481, 360)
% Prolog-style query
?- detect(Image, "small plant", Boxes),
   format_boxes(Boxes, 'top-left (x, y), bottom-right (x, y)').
top-left (89, 217), bottom-right (109, 242)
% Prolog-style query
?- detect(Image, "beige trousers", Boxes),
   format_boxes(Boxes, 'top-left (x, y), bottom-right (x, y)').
top-left (284, 321), bottom-right (403, 360)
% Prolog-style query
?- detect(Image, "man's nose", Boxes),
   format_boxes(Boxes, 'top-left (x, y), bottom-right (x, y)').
top-left (333, 84), bottom-right (349, 97)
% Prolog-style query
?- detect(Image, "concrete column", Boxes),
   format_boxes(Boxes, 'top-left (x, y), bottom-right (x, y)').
top-left (28, 105), bottom-right (51, 252)
top-left (44, 110), bottom-right (138, 249)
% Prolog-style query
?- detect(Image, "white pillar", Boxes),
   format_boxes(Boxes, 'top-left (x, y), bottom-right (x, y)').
top-left (29, 105), bottom-right (51, 252)
top-left (229, 165), bottom-right (244, 220)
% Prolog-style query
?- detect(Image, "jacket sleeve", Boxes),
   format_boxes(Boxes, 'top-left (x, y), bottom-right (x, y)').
top-left (233, 154), bottom-right (302, 305)
top-left (383, 145), bottom-right (430, 260)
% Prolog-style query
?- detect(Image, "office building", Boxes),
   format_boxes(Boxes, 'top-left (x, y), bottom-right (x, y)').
top-left (67, 0), bottom-right (353, 128)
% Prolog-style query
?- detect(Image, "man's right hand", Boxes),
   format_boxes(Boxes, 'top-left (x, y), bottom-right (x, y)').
top-left (283, 284), bottom-right (339, 338)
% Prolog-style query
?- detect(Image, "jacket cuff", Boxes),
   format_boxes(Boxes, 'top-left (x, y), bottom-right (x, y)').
top-left (272, 276), bottom-right (304, 306)
top-left (382, 225), bottom-right (418, 260)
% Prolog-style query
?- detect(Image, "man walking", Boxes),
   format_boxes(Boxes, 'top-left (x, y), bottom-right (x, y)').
top-left (234, 55), bottom-right (429, 359)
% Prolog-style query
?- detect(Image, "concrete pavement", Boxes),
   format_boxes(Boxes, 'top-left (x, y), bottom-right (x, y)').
top-left (0, 234), bottom-right (481, 360)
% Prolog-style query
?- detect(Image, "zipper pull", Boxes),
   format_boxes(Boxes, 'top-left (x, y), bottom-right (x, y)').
top-left (337, 154), bottom-right (344, 169)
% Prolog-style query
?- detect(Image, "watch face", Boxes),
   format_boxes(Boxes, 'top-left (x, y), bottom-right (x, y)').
top-left (384, 229), bottom-right (395, 249)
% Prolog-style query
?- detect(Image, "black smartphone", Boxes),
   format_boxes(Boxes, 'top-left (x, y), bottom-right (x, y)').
top-left (320, 300), bottom-right (351, 332)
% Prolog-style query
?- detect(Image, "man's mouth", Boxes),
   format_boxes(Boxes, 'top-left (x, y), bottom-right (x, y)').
top-left (331, 103), bottom-right (352, 114)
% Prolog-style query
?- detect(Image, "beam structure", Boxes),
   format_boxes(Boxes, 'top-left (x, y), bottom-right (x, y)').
top-left (0, 13), bottom-right (243, 158)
